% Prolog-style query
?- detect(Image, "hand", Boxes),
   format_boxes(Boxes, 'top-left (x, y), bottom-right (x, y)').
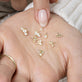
top-left (0, 9), bottom-right (63, 82)
top-left (0, 8), bottom-right (82, 82)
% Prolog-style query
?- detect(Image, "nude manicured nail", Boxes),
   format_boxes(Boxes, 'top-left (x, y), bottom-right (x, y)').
top-left (38, 9), bottom-right (48, 27)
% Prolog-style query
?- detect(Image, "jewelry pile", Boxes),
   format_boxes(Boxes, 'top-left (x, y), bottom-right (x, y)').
top-left (21, 27), bottom-right (63, 57)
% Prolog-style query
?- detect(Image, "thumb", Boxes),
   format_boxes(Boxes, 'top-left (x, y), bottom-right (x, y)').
top-left (33, 0), bottom-right (50, 27)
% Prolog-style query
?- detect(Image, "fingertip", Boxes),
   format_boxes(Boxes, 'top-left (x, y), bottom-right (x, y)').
top-left (33, 0), bottom-right (50, 27)
top-left (37, 9), bottom-right (50, 27)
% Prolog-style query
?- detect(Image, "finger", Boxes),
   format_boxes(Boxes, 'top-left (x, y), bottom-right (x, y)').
top-left (0, 55), bottom-right (16, 82)
top-left (12, 74), bottom-right (28, 82)
top-left (50, 0), bottom-right (58, 3)
top-left (11, 0), bottom-right (27, 11)
top-left (0, 0), bottom-right (9, 2)
top-left (67, 50), bottom-right (82, 82)
top-left (0, 36), bottom-right (3, 52)
top-left (33, 0), bottom-right (50, 27)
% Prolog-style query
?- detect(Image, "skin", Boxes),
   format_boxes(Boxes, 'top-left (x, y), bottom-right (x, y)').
top-left (0, 9), bottom-right (82, 82)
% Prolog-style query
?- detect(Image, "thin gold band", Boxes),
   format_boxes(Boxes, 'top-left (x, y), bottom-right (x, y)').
top-left (0, 54), bottom-right (16, 68)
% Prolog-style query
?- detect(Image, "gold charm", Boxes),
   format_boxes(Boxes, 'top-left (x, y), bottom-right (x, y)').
top-left (56, 33), bottom-right (63, 38)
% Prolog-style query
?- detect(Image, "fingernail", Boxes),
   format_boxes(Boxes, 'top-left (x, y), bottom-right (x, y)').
top-left (38, 9), bottom-right (48, 27)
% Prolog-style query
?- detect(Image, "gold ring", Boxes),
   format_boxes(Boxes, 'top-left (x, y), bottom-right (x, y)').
top-left (0, 54), bottom-right (16, 68)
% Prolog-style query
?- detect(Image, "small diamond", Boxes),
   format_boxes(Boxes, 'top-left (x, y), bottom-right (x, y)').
top-left (21, 27), bottom-right (28, 36)
top-left (44, 33), bottom-right (48, 39)
top-left (23, 29), bottom-right (28, 33)
top-left (32, 36), bottom-right (38, 43)
top-left (39, 50), bottom-right (44, 57)
top-left (40, 28), bottom-right (43, 31)
top-left (37, 40), bottom-right (43, 46)
top-left (49, 41), bottom-right (55, 48)
top-left (35, 31), bottom-right (41, 37)
top-left (24, 32), bottom-right (28, 36)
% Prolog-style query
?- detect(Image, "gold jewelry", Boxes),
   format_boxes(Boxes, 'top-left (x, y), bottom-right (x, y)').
top-left (0, 54), bottom-right (16, 68)
top-left (56, 33), bottom-right (63, 38)
top-left (21, 27), bottom-right (63, 57)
